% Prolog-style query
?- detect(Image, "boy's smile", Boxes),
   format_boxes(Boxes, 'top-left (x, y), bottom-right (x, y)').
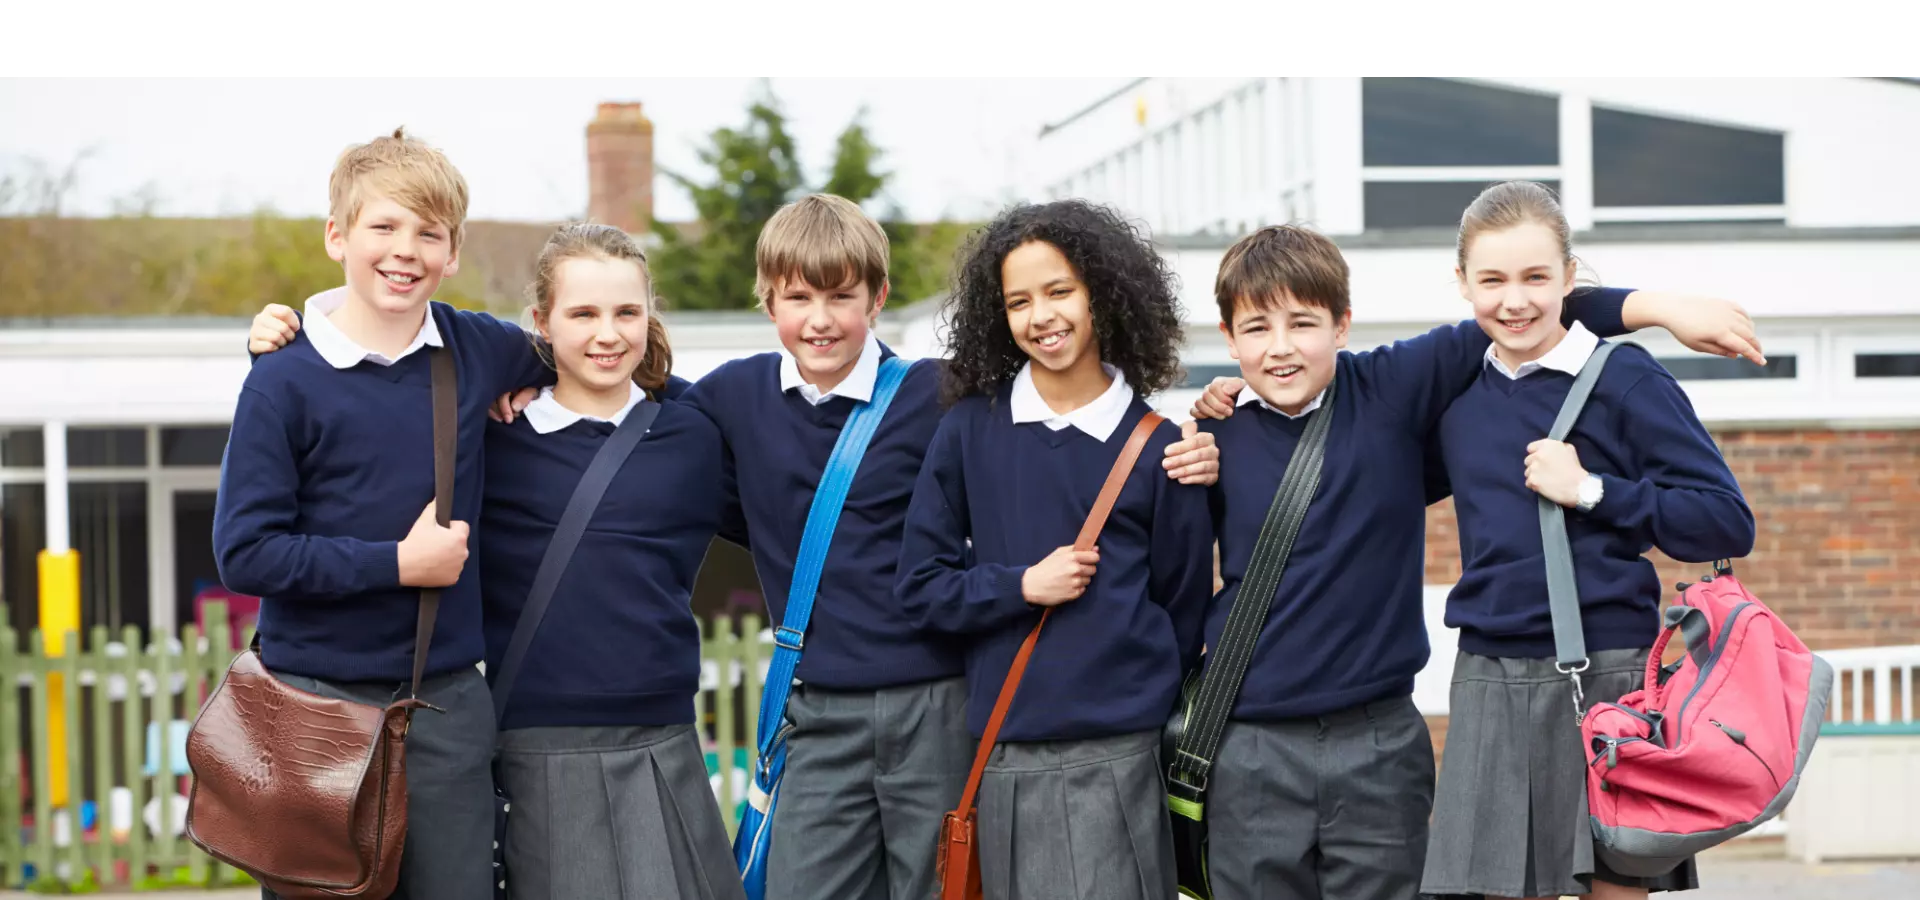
top-left (326, 194), bottom-right (459, 317)
top-left (1222, 291), bottom-right (1348, 416)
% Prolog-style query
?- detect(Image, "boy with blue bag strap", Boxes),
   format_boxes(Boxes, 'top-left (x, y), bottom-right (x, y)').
top-left (736, 354), bottom-right (912, 897)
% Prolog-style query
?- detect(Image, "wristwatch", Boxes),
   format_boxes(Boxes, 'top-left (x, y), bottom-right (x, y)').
top-left (1575, 474), bottom-right (1605, 513)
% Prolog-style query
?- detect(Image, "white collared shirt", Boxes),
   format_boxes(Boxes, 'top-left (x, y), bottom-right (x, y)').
top-left (1235, 384), bottom-right (1326, 419)
top-left (780, 331), bottom-right (882, 405)
top-left (301, 286), bottom-right (442, 369)
top-left (1485, 322), bottom-right (1600, 381)
top-left (522, 381), bottom-right (647, 435)
top-left (1009, 362), bottom-right (1135, 442)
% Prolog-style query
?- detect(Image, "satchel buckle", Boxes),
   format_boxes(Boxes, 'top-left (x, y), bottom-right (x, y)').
top-left (774, 627), bottom-right (805, 652)
top-left (1167, 752), bottom-right (1210, 800)
top-left (1556, 658), bottom-right (1589, 725)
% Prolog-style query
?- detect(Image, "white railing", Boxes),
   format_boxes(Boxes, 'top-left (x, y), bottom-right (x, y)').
top-left (1818, 644), bottom-right (1920, 727)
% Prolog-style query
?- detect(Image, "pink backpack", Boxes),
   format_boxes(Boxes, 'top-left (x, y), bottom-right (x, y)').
top-left (1541, 343), bottom-right (1833, 878)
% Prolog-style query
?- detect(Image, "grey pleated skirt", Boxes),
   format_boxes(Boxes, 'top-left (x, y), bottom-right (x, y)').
top-left (1421, 648), bottom-right (1699, 898)
top-left (495, 723), bottom-right (746, 900)
top-left (977, 729), bottom-right (1174, 900)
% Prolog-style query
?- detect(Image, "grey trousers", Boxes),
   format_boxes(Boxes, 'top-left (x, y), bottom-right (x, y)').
top-left (1207, 695), bottom-right (1435, 900)
top-left (261, 665), bottom-right (496, 900)
top-left (766, 676), bottom-right (972, 900)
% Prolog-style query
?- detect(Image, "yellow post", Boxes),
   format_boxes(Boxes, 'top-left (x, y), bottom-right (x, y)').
top-left (39, 549), bottom-right (80, 808)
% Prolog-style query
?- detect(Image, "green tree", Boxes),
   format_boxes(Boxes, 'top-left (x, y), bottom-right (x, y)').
top-left (649, 85), bottom-right (970, 311)
top-left (649, 83), bottom-right (808, 311)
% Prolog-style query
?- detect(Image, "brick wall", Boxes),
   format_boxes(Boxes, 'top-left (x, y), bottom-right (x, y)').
top-left (1424, 427), bottom-right (1920, 762)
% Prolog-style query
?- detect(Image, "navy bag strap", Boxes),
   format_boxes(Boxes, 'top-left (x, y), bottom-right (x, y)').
top-left (753, 356), bottom-right (912, 751)
top-left (491, 399), bottom-right (663, 723)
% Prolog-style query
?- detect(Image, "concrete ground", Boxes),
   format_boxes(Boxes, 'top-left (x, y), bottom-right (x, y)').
top-left (3, 848), bottom-right (1914, 898)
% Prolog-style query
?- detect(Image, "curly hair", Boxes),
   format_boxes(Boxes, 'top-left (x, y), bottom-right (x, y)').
top-left (939, 199), bottom-right (1186, 406)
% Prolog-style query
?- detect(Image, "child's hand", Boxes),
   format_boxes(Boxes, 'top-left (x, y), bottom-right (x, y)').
top-left (249, 304), bottom-right (301, 355)
top-left (397, 502), bottom-right (470, 587)
top-left (1022, 546), bottom-right (1099, 607)
top-left (489, 387), bottom-right (541, 424)
top-left (1629, 292), bottom-right (1766, 366)
top-left (1189, 376), bottom-right (1245, 421)
top-left (1163, 420), bottom-right (1220, 486)
top-left (1524, 440), bottom-right (1588, 508)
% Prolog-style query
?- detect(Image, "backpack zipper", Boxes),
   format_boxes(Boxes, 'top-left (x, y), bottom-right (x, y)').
top-left (1673, 602), bottom-right (1755, 744)
top-left (1710, 719), bottom-right (1781, 791)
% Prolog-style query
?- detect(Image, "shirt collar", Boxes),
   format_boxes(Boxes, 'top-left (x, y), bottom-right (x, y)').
top-left (1235, 384), bottom-right (1326, 419)
top-left (302, 286), bottom-right (443, 369)
top-left (780, 331), bottom-right (882, 405)
top-left (522, 381), bottom-right (647, 435)
top-left (1009, 361), bottom-right (1135, 442)
top-left (1485, 321), bottom-right (1599, 380)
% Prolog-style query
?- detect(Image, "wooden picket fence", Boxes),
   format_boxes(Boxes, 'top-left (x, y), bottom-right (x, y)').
top-left (0, 602), bottom-right (772, 892)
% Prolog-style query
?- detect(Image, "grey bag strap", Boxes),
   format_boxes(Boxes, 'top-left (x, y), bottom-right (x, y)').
top-left (1168, 376), bottom-right (1336, 801)
top-left (491, 400), bottom-right (662, 723)
top-left (1540, 340), bottom-right (1622, 717)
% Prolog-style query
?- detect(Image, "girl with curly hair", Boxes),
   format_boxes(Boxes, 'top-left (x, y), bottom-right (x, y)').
top-left (894, 199), bottom-right (1214, 900)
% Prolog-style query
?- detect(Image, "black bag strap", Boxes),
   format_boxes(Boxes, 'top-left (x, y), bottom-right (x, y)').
top-left (490, 398), bottom-right (664, 722)
top-left (1168, 376), bottom-right (1337, 800)
top-left (411, 347), bottom-right (458, 701)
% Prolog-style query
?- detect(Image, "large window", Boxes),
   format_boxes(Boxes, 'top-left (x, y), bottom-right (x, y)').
top-left (1362, 78), bottom-right (1559, 167)
top-left (1364, 179), bottom-right (1563, 230)
top-left (1855, 353), bottom-right (1920, 378)
top-left (1592, 107), bottom-right (1785, 211)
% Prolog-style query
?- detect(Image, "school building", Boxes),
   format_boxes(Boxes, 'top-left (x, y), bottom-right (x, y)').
top-left (5, 81), bottom-right (1916, 737)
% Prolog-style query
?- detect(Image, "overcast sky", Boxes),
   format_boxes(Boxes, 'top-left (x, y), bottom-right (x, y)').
top-left (0, 77), bottom-right (1128, 223)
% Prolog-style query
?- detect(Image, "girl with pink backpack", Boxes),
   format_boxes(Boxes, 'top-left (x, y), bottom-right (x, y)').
top-left (1420, 181), bottom-right (1760, 900)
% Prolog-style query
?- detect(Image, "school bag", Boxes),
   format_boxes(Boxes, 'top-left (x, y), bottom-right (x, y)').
top-left (938, 411), bottom-right (1167, 900)
top-left (1540, 341), bottom-right (1834, 877)
top-left (1161, 377), bottom-right (1337, 900)
top-left (735, 356), bottom-right (912, 900)
top-left (487, 398), bottom-right (664, 900)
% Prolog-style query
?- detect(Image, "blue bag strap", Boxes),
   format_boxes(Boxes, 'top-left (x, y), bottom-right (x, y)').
top-left (753, 356), bottom-right (913, 750)
top-left (491, 399), bottom-right (663, 723)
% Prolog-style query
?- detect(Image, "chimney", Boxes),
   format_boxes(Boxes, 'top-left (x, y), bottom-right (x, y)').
top-left (586, 102), bottom-right (655, 235)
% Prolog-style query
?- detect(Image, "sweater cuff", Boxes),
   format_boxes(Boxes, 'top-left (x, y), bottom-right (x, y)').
top-left (1581, 474), bottom-right (1647, 529)
top-left (358, 541), bottom-right (403, 591)
top-left (996, 565), bottom-right (1034, 617)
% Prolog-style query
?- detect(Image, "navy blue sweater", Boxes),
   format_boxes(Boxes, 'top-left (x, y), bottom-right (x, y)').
top-left (479, 402), bottom-right (724, 730)
top-left (214, 303), bottom-right (553, 683)
top-left (1201, 289), bottom-right (1633, 720)
top-left (896, 392), bottom-right (1214, 742)
top-left (677, 347), bottom-right (964, 690)
top-left (1438, 341), bottom-right (1755, 658)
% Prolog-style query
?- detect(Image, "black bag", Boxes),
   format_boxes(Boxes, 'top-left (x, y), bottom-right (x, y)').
top-left (488, 400), bottom-right (661, 899)
top-left (1164, 378), bottom-right (1335, 899)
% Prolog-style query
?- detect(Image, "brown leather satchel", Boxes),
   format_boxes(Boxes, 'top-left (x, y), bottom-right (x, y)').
top-left (185, 347), bottom-right (458, 899)
top-left (936, 412), bottom-right (1164, 900)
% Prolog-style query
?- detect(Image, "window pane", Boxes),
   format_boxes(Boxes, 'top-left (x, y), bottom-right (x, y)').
top-left (1593, 107), bottom-right (1784, 207)
top-left (1363, 78), bottom-right (1559, 167)
top-left (1657, 355), bottom-right (1797, 381)
top-left (71, 482), bottom-right (150, 633)
top-left (2, 483), bottom-right (47, 637)
top-left (161, 426), bottom-right (231, 467)
top-left (1855, 353), bottom-right (1920, 378)
top-left (1177, 363), bottom-right (1245, 389)
top-left (69, 428), bottom-right (146, 468)
top-left (1365, 180), bottom-right (1562, 230)
top-left (1, 429), bottom-right (44, 468)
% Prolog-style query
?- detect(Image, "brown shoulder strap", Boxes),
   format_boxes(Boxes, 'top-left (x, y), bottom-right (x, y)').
top-left (951, 411), bottom-right (1165, 815)
top-left (411, 346), bottom-right (457, 700)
